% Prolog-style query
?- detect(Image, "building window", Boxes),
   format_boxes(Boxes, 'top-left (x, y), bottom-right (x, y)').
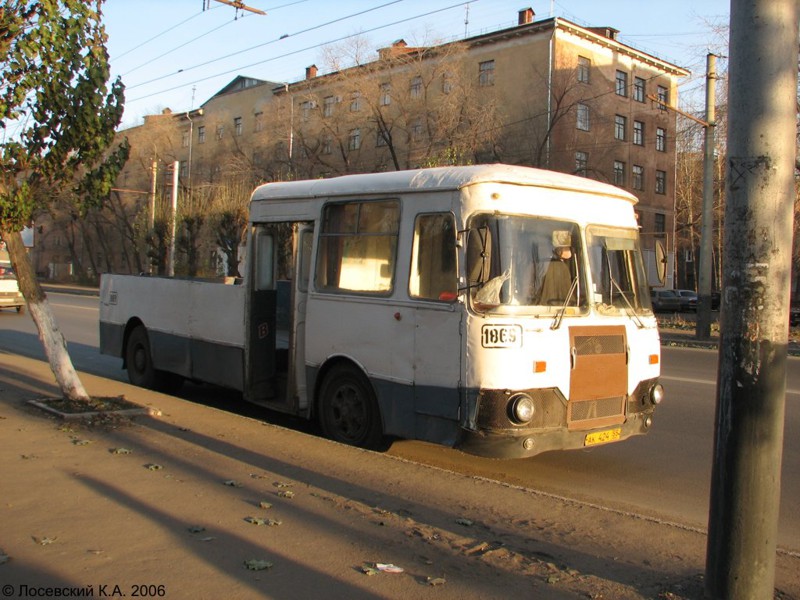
top-left (198, 125), bottom-right (205, 144)
top-left (254, 112), bottom-right (264, 132)
top-left (348, 128), bottom-right (361, 150)
top-left (577, 56), bottom-right (590, 83)
top-left (300, 100), bottom-right (314, 120)
top-left (411, 119), bottom-right (423, 141)
top-left (350, 91), bottom-right (361, 112)
top-left (234, 117), bottom-right (243, 136)
top-left (479, 60), bottom-right (495, 86)
top-left (376, 130), bottom-right (388, 146)
top-left (655, 213), bottom-right (666, 237)
top-left (575, 151), bottom-right (588, 176)
top-left (410, 76), bottom-right (423, 99)
top-left (655, 170), bottom-right (667, 194)
top-left (632, 164), bottom-right (644, 190)
top-left (656, 127), bottom-right (666, 152)
top-left (613, 160), bottom-right (626, 186)
top-left (614, 115), bottom-right (626, 140)
top-left (216, 124), bottom-right (224, 140)
top-left (180, 160), bottom-right (187, 178)
top-left (323, 96), bottom-right (336, 117)
top-left (633, 120), bottom-right (644, 146)
top-left (182, 130), bottom-right (190, 148)
top-left (615, 70), bottom-right (628, 96)
top-left (315, 200), bottom-right (400, 294)
top-left (576, 103), bottom-right (590, 131)
top-left (442, 72), bottom-right (453, 94)
top-left (634, 77), bottom-right (645, 102)
top-left (657, 85), bottom-right (669, 108)
top-left (380, 83), bottom-right (391, 106)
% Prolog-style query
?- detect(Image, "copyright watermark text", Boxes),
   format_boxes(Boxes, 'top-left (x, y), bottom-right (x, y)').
top-left (2, 584), bottom-right (167, 597)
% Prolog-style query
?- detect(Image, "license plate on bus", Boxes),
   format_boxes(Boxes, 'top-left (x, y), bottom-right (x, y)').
top-left (584, 428), bottom-right (621, 446)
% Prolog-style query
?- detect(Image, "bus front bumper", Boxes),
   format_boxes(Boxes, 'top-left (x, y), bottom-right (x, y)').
top-left (455, 409), bottom-right (655, 459)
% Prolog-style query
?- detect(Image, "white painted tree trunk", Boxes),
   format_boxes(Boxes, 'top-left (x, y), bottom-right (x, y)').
top-left (1, 229), bottom-right (90, 401)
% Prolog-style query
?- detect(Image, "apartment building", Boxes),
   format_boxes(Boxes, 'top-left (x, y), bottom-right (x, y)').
top-left (36, 8), bottom-right (688, 280)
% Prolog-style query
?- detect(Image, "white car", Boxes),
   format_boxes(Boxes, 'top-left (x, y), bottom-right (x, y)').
top-left (0, 264), bottom-right (25, 314)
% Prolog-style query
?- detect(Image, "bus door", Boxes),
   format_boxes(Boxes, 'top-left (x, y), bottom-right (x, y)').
top-left (287, 224), bottom-right (313, 413)
top-left (409, 212), bottom-right (462, 443)
top-left (246, 225), bottom-right (278, 402)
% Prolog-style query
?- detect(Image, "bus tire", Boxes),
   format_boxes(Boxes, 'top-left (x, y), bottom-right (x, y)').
top-left (125, 326), bottom-right (183, 393)
top-left (318, 364), bottom-right (384, 450)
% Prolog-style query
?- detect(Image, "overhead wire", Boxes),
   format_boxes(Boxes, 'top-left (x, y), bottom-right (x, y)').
top-left (127, 0), bottom-right (474, 103)
top-left (112, 7), bottom-right (213, 63)
top-left (126, 1), bottom-right (405, 90)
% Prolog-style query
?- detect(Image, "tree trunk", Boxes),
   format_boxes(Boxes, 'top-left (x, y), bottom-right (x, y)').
top-left (1, 229), bottom-right (90, 401)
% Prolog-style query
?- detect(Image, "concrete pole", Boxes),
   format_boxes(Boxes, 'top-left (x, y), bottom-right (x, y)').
top-left (149, 160), bottom-right (157, 231)
top-left (705, 1), bottom-right (798, 598)
top-left (167, 161), bottom-right (179, 277)
top-left (696, 53), bottom-right (716, 340)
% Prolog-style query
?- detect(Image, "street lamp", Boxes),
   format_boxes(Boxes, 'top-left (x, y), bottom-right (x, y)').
top-left (184, 108), bottom-right (203, 203)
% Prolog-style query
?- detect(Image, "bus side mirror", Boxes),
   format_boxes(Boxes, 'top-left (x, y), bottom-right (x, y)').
top-left (654, 239), bottom-right (667, 285)
top-left (466, 225), bottom-right (492, 286)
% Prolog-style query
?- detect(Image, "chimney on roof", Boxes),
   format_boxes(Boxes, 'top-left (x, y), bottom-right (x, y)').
top-left (588, 26), bottom-right (619, 41)
top-left (305, 64), bottom-right (317, 79)
top-left (518, 7), bottom-right (535, 25)
top-left (378, 39), bottom-right (411, 60)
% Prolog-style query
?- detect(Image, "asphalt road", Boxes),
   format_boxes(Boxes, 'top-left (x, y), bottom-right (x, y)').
top-left (1, 291), bottom-right (798, 552)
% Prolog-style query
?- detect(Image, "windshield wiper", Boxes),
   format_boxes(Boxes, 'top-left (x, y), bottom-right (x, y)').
top-left (551, 277), bottom-right (578, 330)
top-left (608, 275), bottom-right (645, 329)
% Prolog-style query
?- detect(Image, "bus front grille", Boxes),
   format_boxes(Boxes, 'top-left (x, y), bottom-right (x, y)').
top-left (568, 396), bottom-right (625, 428)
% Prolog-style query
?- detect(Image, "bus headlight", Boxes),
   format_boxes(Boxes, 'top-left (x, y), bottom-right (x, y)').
top-left (508, 393), bottom-right (535, 424)
top-left (650, 383), bottom-right (665, 405)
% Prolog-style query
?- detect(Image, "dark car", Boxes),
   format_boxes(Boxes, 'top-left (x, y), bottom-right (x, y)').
top-left (791, 305), bottom-right (800, 327)
top-left (650, 289), bottom-right (681, 312)
top-left (674, 289), bottom-right (698, 312)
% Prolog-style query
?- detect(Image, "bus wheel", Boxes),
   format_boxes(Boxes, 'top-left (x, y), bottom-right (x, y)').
top-left (126, 326), bottom-right (158, 389)
top-left (319, 365), bottom-right (384, 450)
top-left (125, 326), bottom-right (183, 393)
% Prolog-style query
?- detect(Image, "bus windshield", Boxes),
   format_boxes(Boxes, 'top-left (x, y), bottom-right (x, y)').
top-left (466, 214), bottom-right (587, 315)
top-left (586, 225), bottom-right (651, 315)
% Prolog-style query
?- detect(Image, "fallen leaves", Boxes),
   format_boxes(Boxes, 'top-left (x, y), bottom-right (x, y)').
top-left (244, 559), bottom-right (273, 571)
top-left (32, 536), bottom-right (57, 546)
top-left (244, 517), bottom-right (282, 527)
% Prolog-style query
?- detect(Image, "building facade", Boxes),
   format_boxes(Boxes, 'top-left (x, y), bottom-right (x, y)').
top-left (36, 8), bottom-right (688, 282)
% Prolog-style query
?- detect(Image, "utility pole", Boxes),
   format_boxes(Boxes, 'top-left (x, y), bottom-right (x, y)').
top-left (705, 0), bottom-right (797, 598)
top-left (696, 53), bottom-right (716, 340)
top-left (167, 161), bottom-right (179, 277)
top-left (149, 160), bottom-right (157, 231)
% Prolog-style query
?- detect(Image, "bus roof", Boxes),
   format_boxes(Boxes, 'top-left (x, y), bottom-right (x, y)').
top-left (250, 164), bottom-right (638, 205)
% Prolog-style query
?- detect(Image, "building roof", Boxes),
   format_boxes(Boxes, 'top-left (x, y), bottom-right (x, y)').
top-left (204, 75), bottom-right (284, 102)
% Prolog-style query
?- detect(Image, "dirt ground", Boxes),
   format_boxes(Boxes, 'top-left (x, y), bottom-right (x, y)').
top-left (1, 351), bottom-right (798, 600)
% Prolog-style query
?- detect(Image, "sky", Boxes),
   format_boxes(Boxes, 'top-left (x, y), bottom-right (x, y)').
top-left (102, 0), bottom-right (731, 129)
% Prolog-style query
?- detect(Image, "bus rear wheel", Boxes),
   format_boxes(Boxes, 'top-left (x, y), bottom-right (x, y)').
top-left (125, 326), bottom-right (183, 394)
top-left (318, 365), bottom-right (384, 450)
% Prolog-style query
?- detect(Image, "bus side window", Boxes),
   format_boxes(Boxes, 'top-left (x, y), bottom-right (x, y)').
top-left (410, 213), bottom-right (457, 301)
top-left (254, 228), bottom-right (274, 291)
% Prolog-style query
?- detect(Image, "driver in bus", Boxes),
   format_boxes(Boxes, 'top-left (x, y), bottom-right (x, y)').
top-left (538, 231), bottom-right (574, 305)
